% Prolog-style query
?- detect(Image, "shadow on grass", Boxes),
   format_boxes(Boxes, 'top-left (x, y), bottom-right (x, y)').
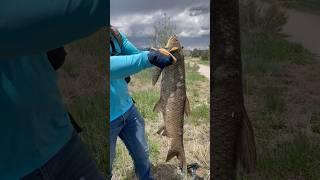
top-left (120, 164), bottom-right (185, 180)
top-left (153, 164), bottom-right (181, 180)
top-left (123, 163), bottom-right (206, 180)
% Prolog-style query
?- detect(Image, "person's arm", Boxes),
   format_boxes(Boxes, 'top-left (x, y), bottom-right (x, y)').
top-left (0, 0), bottom-right (107, 57)
top-left (119, 32), bottom-right (140, 55)
top-left (110, 51), bottom-right (152, 80)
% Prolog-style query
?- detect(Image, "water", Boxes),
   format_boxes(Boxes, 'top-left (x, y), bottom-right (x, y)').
top-left (282, 10), bottom-right (320, 57)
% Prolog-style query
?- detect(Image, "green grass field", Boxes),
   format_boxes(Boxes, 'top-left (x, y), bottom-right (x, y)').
top-left (239, 1), bottom-right (320, 178)
top-left (240, 32), bottom-right (320, 179)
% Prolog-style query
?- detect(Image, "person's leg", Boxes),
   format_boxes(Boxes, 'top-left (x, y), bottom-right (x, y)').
top-left (22, 130), bottom-right (104, 180)
top-left (119, 105), bottom-right (153, 180)
top-left (109, 116), bottom-right (125, 179)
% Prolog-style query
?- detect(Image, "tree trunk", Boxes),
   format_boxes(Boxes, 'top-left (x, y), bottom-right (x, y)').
top-left (211, 0), bottom-right (256, 179)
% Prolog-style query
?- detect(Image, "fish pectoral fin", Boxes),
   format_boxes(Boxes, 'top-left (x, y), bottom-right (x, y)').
top-left (152, 67), bottom-right (162, 86)
top-left (153, 99), bottom-right (163, 113)
top-left (162, 128), bottom-right (168, 136)
top-left (156, 126), bottom-right (164, 135)
top-left (184, 97), bottom-right (191, 116)
top-left (156, 126), bottom-right (168, 136)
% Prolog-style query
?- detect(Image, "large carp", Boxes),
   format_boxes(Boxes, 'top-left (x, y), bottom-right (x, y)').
top-left (152, 35), bottom-right (190, 171)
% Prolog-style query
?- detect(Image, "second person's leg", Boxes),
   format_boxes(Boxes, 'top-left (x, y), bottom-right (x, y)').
top-left (109, 116), bottom-right (125, 179)
top-left (119, 105), bottom-right (153, 180)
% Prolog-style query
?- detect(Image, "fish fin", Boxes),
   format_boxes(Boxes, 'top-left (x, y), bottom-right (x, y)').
top-left (166, 148), bottom-right (187, 171)
top-left (238, 106), bottom-right (257, 173)
top-left (156, 126), bottom-right (164, 135)
top-left (179, 152), bottom-right (187, 172)
top-left (153, 99), bottom-right (163, 113)
top-left (166, 149), bottom-right (180, 162)
top-left (152, 67), bottom-right (162, 86)
top-left (156, 125), bottom-right (167, 136)
top-left (184, 97), bottom-right (191, 116)
top-left (162, 128), bottom-right (168, 136)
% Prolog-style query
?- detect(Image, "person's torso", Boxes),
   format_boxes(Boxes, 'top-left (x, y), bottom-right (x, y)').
top-left (0, 54), bottom-right (73, 179)
top-left (110, 33), bottom-right (133, 121)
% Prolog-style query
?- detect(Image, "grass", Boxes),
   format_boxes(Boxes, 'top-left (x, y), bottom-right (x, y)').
top-left (132, 90), bottom-right (160, 121)
top-left (199, 59), bottom-right (210, 66)
top-left (240, 132), bottom-right (320, 180)
top-left (310, 110), bottom-right (320, 134)
top-left (239, 2), bottom-right (320, 177)
top-left (67, 94), bottom-right (107, 171)
top-left (58, 29), bottom-right (108, 176)
top-left (241, 33), bottom-right (314, 76)
top-left (112, 57), bottom-right (210, 179)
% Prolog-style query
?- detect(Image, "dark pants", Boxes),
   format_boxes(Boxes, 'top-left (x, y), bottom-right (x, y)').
top-left (110, 105), bottom-right (153, 180)
top-left (22, 131), bottom-right (104, 180)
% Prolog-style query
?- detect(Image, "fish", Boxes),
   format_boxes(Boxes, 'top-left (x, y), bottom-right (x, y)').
top-left (152, 35), bottom-right (191, 171)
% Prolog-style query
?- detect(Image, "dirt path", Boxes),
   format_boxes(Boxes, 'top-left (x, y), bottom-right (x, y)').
top-left (198, 64), bottom-right (210, 80)
top-left (282, 9), bottom-right (320, 57)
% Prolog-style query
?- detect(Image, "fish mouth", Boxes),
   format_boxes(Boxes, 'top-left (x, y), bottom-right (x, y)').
top-left (165, 35), bottom-right (182, 50)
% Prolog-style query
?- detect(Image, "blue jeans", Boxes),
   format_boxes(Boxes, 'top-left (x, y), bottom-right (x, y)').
top-left (22, 130), bottom-right (104, 180)
top-left (110, 105), bottom-right (153, 180)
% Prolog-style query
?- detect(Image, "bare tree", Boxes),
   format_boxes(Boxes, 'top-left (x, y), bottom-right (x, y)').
top-left (212, 0), bottom-right (257, 179)
top-left (151, 13), bottom-right (177, 48)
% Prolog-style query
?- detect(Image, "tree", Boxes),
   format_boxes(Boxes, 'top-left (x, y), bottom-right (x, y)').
top-left (151, 13), bottom-right (177, 48)
top-left (212, 0), bottom-right (256, 179)
top-left (191, 48), bottom-right (201, 57)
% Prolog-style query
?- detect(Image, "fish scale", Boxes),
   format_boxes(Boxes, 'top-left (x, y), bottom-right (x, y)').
top-left (152, 35), bottom-right (190, 171)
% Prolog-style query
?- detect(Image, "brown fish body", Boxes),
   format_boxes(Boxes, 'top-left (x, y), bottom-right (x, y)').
top-left (153, 36), bottom-right (190, 171)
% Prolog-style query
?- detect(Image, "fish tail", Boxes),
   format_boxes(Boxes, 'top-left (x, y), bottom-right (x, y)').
top-left (166, 140), bottom-right (186, 170)
top-left (153, 99), bottom-right (163, 112)
top-left (238, 106), bottom-right (257, 173)
top-left (152, 67), bottom-right (162, 86)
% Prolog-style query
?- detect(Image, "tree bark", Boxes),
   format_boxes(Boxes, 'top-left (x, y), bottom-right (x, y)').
top-left (211, 0), bottom-right (256, 179)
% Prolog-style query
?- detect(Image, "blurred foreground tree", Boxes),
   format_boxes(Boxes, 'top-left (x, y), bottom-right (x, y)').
top-left (212, 0), bottom-right (257, 179)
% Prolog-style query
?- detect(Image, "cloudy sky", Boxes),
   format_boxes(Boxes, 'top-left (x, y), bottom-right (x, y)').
top-left (111, 0), bottom-right (210, 50)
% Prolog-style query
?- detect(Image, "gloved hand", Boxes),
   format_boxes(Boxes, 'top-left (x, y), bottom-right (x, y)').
top-left (148, 48), bottom-right (177, 69)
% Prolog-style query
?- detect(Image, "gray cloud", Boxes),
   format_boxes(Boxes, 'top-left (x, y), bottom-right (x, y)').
top-left (189, 6), bottom-right (210, 16)
top-left (111, 0), bottom-right (210, 49)
top-left (111, 0), bottom-right (206, 17)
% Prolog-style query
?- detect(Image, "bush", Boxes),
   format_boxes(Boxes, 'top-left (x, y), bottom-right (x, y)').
top-left (240, 0), bottom-right (288, 34)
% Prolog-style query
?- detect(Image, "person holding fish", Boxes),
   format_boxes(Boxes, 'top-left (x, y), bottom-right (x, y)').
top-left (109, 26), bottom-right (176, 179)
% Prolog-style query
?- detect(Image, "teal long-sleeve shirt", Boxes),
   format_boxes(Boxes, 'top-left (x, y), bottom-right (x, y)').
top-left (0, 1), bottom-right (107, 179)
top-left (110, 31), bottom-right (152, 121)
